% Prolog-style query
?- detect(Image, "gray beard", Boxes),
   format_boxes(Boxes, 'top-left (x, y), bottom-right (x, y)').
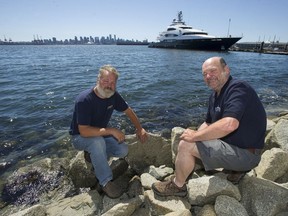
top-left (96, 85), bottom-right (115, 98)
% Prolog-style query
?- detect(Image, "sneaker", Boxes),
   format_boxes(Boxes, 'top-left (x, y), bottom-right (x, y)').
top-left (152, 178), bottom-right (187, 197)
top-left (102, 181), bottom-right (123, 199)
top-left (84, 151), bottom-right (91, 163)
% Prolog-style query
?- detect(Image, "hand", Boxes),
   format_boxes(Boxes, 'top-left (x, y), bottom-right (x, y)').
top-left (109, 128), bottom-right (126, 143)
top-left (180, 128), bottom-right (197, 143)
top-left (136, 128), bottom-right (148, 143)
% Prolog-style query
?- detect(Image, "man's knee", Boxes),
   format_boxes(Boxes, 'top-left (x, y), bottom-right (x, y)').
top-left (178, 140), bottom-right (198, 153)
top-left (115, 143), bottom-right (128, 158)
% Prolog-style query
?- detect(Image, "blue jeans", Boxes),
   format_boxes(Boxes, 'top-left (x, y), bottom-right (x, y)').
top-left (71, 135), bottom-right (128, 186)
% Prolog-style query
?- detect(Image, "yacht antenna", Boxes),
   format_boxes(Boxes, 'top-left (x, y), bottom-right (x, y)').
top-left (227, 18), bottom-right (231, 37)
top-left (178, 11), bottom-right (183, 22)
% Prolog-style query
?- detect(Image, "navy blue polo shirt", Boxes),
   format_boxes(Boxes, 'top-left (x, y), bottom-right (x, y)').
top-left (69, 88), bottom-right (128, 135)
top-left (206, 76), bottom-right (266, 149)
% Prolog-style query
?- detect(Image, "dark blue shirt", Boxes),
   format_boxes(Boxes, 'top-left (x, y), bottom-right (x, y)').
top-left (206, 76), bottom-right (266, 149)
top-left (69, 88), bottom-right (128, 135)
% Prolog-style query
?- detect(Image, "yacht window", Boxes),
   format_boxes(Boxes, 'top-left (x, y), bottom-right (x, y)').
top-left (167, 28), bottom-right (176, 31)
top-left (165, 34), bottom-right (178, 37)
top-left (183, 32), bottom-right (208, 35)
top-left (180, 27), bottom-right (192, 30)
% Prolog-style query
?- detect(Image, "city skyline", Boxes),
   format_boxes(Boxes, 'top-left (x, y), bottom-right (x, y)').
top-left (1, 0), bottom-right (288, 43)
top-left (0, 33), bottom-right (149, 45)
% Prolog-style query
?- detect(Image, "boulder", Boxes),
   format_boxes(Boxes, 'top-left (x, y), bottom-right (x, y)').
top-left (214, 195), bottom-right (248, 216)
top-left (46, 191), bottom-right (102, 216)
top-left (126, 133), bottom-right (173, 174)
top-left (255, 148), bottom-right (288, 182)
top-left (265, 119), bottom-right (288, 151)
top-left (68, 151), bottom-right (97, 188)
top-left (144, 190), bottom-right (190, 215)
top-left (187, 176), bottom-right (241, 206)
top-left (239, 176), bottom-right (288, 216)
top-left (9, 204), bottom-right (46, 216)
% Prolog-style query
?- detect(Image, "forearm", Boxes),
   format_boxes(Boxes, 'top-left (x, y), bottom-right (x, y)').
top-left (124, 107), bottom-right (143, 131)
top-left (195, 124), bottom-right (229, 141)
top-left (78, 125), bottom-right (114, 137)
top-left (124, 107), bottom-right (148, 143)
top-left (183, 117), bottom-right (239, 142)
top-left (199, 117), bottom-right (239, 140)
top-left (197, 122), bottom-right (210, 131)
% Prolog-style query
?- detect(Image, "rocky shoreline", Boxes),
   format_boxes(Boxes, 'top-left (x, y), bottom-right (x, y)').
top-left (1, 111), bottom-right (288, 216)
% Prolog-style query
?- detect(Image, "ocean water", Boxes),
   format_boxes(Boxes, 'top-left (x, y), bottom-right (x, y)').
top-left (0, 45), bottom-right (288, 178)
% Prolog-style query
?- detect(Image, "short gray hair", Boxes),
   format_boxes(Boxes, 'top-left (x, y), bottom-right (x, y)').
top-left (98, 65), bottom-right (119, 80)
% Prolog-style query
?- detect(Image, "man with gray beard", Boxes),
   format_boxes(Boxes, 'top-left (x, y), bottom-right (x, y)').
top-left (69, 65), bottom-right (148, 198)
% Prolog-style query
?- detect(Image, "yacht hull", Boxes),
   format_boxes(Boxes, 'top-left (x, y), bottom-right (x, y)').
top-left (148, 37), bottom-right (242, 51)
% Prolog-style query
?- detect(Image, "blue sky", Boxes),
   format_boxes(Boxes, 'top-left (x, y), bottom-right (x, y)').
top-left (1, 0), bottom-right (288, 43)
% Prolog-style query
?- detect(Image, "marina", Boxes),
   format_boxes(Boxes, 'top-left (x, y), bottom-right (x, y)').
top-left (231, 41), bottom-right (288, 55)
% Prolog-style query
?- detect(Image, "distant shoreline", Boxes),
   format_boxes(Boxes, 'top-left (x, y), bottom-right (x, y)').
top-left (1, 41), bottom-right (288, 55)
top-left (0, 41), bottom-right (150, 46)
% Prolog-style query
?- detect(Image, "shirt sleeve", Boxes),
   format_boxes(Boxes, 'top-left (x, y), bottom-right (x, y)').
top-left (114, 92), bottom-right (129, 112)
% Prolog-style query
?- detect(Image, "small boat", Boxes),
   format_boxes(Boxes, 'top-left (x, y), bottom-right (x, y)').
top-left (148, 11), bottom-right (242, 51)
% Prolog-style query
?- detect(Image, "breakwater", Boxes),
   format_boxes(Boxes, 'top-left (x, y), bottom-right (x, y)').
top-left (231, 42), bottom-right (288, 55)
top-left (1, 112), bottom-right (288, 215)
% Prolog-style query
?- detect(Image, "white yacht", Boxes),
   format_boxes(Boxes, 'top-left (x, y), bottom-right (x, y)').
top-left (149, 11), bottom-right (242, 51)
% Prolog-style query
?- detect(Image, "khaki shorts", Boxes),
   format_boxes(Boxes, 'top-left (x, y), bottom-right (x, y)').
top-left (196, 139), bottom-right (261, 171)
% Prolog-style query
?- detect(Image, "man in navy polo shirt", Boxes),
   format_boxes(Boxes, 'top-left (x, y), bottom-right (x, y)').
top-left (70, 65), bottom-right (148, 198)
top-left (152, 56), bottom-right (266, 197)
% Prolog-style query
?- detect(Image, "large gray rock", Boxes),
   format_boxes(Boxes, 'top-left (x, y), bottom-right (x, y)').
top-left (255, 148), bottom-right (288, 182)
top-left (101, 195), bottom-right (144, 216)
top-left (147, 165), bottom-right (174, 180)
top-left (126, 133), bottom-right (172, 174)
top-left (187, 176), bottom-right (241, 206)
top-left (266, 118), bottom-right (276, 133)
top-left (144, 190), bottom-right (190, 215)
top-left (68, 151), bottom-right (97, 188)
top-left (46, 191), bottom-right (102, 216)
top-left (195, 204), bottom-right (216, 216)
top-left (165, 209), bottom-right (192, 216)
top-left (265, 119), bottom-right (288, 151)
top-left (140, 173), bottom-right (158, 190)
top-left (9, 204), bottom-right (46, 216)
top-left (239, 176), bottom-right (288, 216)
top-left (214, 195), bottom-right (248, 216)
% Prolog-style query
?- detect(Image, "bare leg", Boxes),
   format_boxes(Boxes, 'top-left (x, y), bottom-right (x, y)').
top-left (174, 140), bottom-right (201, 187)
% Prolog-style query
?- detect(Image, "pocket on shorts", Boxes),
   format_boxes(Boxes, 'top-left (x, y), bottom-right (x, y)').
top-left (213, 140), bottom-right (237, 157)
